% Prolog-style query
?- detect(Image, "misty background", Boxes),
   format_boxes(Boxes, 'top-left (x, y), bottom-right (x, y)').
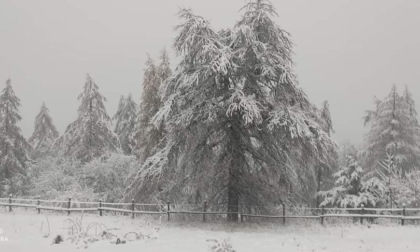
top-left (1, 0), bottom-right (419, 144)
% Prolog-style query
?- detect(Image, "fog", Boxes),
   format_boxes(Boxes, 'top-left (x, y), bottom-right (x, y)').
top-left (1, 0), bottom-right (420, 144)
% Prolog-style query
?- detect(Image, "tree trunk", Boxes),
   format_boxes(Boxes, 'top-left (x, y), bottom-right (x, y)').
top-left (316, 165), bottom-right (322, 207)
top-left (227, 120), bottom-right (241, 222)
top-left (227, 176), bottom-right (239, 222)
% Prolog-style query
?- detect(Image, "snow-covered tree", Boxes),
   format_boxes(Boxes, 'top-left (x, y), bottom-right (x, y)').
top-left (392, 170), bottom-right (420, 207)
top-left (157, 49), bottom-right (172, 88)
top-left (375, 152), bottom-right (401, 207)
top-left (114, 95), bottom-right (126, 126)
top-left (54, 74), bottom-right (120, 163)
top-left (131, 51), bottom-right (171, 163)
top-left (0, 79), bottom-right (31, 196)
top-left (125, 1), bottom-right (336, 221)
top-left (362, 85), bottom-right (420, 175)
top-left (81, 153), bottom-right (139, 202)
top-left (29, 153), bottom-right (138, 203)
top-left (28, 103), bottom-right (59, 159)
top-left (320, 156), bottom-right (384, 208)
top-left (28, 157), bottom-right (96, 202)
top-left (314, 101), bottom-right (338, 206)
top-left (113, 94), bottom-right (137, 155)
top-left (338, 142), bottom-right (359, 166)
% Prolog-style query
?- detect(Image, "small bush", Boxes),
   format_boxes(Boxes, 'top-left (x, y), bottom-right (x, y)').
top-left (52, 235), bottom-right (63, 244)
top-left (207, 238), bottom-right (235, 252)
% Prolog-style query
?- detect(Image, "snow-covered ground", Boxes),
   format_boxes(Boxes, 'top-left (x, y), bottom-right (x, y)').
top-left (1, 211), bottom-right (420, 252)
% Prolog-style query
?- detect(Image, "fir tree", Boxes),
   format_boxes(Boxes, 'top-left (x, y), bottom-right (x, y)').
top-left (125, 0), bottom-right (336, 221)
top-left (131, 52), bottom-right (170, 163)
top-left (377, 152), bottom-right (420, 208)
top-left (320, 156), bottom-right (383, 208)
top-left (315, 101), bottom-right (338, 207)
top-left (157, 49), bottom-right (172, 87)
top-left (362, 85), bottom-right (420, 175)
top-left (54, 74), bottom-right (120, 163)
top-left (113, 94), bottom-right (137, 155)
top-left (0, 79), bottom-right (31, 196)
top-left (113, 95), bottom-right (126, 127)
top-left (28, 103), bottom-right (59, 159)
top-left (376, 152), bottom-right (401, 208)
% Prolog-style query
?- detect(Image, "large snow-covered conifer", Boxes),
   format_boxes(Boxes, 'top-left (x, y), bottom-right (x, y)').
top-left (113, 94), bottom-right (137, 155)
top-left (54, 74), bottom-right (120, 163)
top-left (28, 103), bottom-right (59, 159)
top-left (362, 85), bottom-right (420, 175)
top-left (0, 79), bottom-right (31, 196)
top-left (125, 0), bottom-right (336, 221)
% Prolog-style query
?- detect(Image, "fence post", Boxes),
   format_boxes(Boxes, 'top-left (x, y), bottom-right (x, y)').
top-left (167, 201), bottom-right (170, 221)
top-left (203, 201), bottom-right (207, 222)
top-left (321, 206), bottom-right (325, 225)
top-left (99, 199), bottom-right (103, 217)
top-left (360, 204), bottom-right (364, 225)
top-left (282, 203), bottom-right (286, 225)
top-left (402, 204), bottom-right (406, 226)
top-left (37, 196), bottom-right (41, 214)
top-left (8, 195), bottom-right (12, 212)
top-left (67, 197), bottom-right (71, 216)
top-left (132, 199), bottom-right (135, 219)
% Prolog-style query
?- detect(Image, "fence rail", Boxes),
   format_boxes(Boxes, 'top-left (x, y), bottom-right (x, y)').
top-left (2, 196), bottom-right (420, 226)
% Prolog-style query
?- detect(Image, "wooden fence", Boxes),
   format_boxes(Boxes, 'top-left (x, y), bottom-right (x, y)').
top-left (1, 196), bottom-right (420, 226)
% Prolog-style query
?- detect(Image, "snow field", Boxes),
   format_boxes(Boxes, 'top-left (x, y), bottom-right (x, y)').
top-left (1, 211), bottom-right (420, 251)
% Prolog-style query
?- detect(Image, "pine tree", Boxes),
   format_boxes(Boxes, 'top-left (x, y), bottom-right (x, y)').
top-left (338, 141), bottom-right (359, 166)
top-left (113, 95), bottom-right (126, 128)
top-left (131, 52), bottom-right (170, 163)
top-left (28, 103), bottom-right (59, 159)
top-left (320, 156), bottom-right (363, 207)
top-left (377, 152), bottom-right (420, 208)
top-left (362, 85), bottom-right (420, 175)
top-left (157, 49), bottom-right (172, 86)
top-left (113, 94), bottom-right (137, 155)
top-left (0, 79), bottom-right (31, 196)
top-left (315, 101), bottom-right (338, 207)
top-left (376, 152), bottom-right (401, 208)
top-left (54, 74), bottom-right (120, 163)
top-left (320, 155), bottom-right (384, 208)
top-left (125, 0), bottom-right (336, 221)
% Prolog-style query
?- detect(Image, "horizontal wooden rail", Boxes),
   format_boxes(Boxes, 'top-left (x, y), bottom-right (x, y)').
top-left (36, 206), bottom-right (98, 212)
top-left (10, 199), bottom-right (38, 203)
top-left (322, 214), bottom-right (401, 219)
top-left (0, 203), bottom-right (36, 208)
top-left (403, 208), bottom-right (420, 212)
top-left (242, 214), bottom-right (320, 219)
top-left (101, 202), bottom-right (132, 206)
top-left (34, 206), bottom-right (68, 211)
top-left (99, 207), bottom-right (165, 215)
top-left (403, 216), bottom-right (420, 220)
top-left (168, 211), bottom-right (241, 215)
top-left (99, 207), bottom-right (133, 214)
top-left (38, 199), bottom-right (68, 204)
top-left (63, 208), bottom-right (98, 212)
top-left (362, 208), bottom-right (403, 212)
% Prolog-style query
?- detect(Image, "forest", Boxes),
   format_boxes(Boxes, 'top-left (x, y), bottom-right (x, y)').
top-left (1, 0), bottom-right (420, 222)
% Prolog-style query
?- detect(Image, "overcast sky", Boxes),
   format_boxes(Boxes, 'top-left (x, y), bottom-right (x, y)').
top-left (1, 0), bottom-right (420, 145)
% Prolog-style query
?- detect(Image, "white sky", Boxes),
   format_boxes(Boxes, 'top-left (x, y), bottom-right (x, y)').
top-left (1, 0), bottom-right (420, 144)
